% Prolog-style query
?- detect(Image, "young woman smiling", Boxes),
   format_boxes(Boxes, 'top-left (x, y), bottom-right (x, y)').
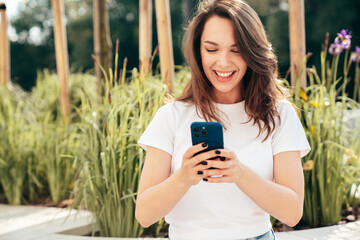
top-left (135, 0), bottom-right (310, 239)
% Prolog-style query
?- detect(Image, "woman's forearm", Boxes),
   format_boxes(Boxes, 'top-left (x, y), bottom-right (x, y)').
top-left (135, 170), bottom-right (190, 228)
top-left (235, 163), bottom-right (303, 227)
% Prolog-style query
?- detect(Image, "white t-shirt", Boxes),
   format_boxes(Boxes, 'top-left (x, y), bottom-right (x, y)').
top-left (138, 100), bottom-right (310, 240)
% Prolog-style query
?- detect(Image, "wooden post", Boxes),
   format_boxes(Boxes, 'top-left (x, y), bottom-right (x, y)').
top-left (93, 0), bottom-right (112, 94)
top-left (0, 3), bottom-right (9, 84)
top-left (51, 0), bottom-right (70, 123)
top-left (155, 0), bottom-right (174, 93)
top-left (93, 0), bottom-right (101, 88)
top-left (6, 4), bottom-right (9, 83)
top-left (288, 0), bottom-right (306, 89)
top-left (139, 0), bottom-right (152, 78)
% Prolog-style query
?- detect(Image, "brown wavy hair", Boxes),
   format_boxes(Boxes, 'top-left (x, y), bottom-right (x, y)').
top-left (177, 0), bottom-right (287, 141)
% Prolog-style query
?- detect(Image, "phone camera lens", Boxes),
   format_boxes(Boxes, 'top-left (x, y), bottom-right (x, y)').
top-left (194, 127), bottom-right (200, 132)
top-left (201, 130), bottom-right (207, 135)
top-left (195, 133), bottom-right (200, 137)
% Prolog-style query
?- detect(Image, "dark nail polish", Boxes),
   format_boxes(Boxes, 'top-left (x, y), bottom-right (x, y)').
top-left (203, 178), bottom-right (208, 182)
top-left (220, 156), bottom-right (226, 161)
top-left (215, 150), bottom-right (221, 154)
top-left (202, 142), bottom-right (208, 148)
top-left (197, 171), bottom-right (203, 175)
top-left (200, 161), bottom-right (207, 165)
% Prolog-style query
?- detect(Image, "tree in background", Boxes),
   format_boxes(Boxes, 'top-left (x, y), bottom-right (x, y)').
top-left (9, 0), bottom-right (186, 90)
top-left (10, 0), bottom-right (54, 90)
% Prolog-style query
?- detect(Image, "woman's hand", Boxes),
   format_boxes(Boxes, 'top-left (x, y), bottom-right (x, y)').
top-left (200, 149), bottom-right (304, 226)
top-left (200, 149), bottom-right (243, 183)
top-left (179, 143), bottom-right (224, 186)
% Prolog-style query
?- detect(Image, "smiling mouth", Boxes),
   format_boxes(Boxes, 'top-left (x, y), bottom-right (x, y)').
top-left (215, 71), bottom-right (235, 78)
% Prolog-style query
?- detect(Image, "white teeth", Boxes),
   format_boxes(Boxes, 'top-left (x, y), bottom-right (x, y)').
top-left (215, 71), bottom-right (234, 78)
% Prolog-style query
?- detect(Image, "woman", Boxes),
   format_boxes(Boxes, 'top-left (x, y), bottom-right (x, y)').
top-left (136, 0), bottom-right (310, 239)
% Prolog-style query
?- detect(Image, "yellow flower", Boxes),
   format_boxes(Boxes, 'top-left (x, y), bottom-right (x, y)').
top-left (300, 88), bottom-right (308, 102)
top-left (309, 99), bottom-right (330, 108)
top-left (303, 160), bottom-right (314, 171)
top-left (310, 125), bottom-right (315, 137)
top-left (310, 101), bottom-right (320, 107)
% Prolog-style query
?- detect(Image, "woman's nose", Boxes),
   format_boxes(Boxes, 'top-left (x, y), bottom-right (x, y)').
top-left (217, 51), bottom-right (231, 67)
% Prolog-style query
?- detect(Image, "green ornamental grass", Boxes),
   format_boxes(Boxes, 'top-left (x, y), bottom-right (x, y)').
top-left (0, 83), bottom-right (39, 205)
top-left (296, 31), bottom-right (360, 227)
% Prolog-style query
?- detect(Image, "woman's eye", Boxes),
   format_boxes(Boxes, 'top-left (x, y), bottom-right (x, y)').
top-left (206, 49), bottom-right (217, 52)
top-left (231, 50), bottom-right (240, 53)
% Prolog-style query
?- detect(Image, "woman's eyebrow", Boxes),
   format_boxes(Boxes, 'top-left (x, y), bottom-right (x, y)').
top-left (204, 40), bottom-right (218, 46)
top-left (203, 40), bottom-right (237, 47)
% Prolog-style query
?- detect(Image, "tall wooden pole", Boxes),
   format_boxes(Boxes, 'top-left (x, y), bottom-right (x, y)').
top-left (155, 0), bottom-right (174, 93)
top-left (139, 0), bottom-right (152, 78)
top-left (51, 0), bottom-right (70, 123)
top-left (289, 0), bottom-right (306, 89)
top-left (0, 3), bottom-right (9, 84)
top-left (93, 0), bottom-right (101, 88)
top-left (93, 0), bottom-right (112, 94)
top-left (5, 5), bottom-right (9, 83)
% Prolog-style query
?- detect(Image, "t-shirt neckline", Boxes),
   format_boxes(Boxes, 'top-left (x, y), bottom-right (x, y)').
top-left (214, 101), bottom-right (245, 112)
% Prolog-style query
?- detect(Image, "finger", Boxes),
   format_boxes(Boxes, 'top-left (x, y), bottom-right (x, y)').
top-left (184, 151), bottom-right (218, 168)
top-left (217, 149), bottom-right (237, 159)
top-left (203, 168), bottom-right (224, 177)
top-left (207, 159), bottom-right (235, 169)
top-left (195, 163), bottom-right (215, 173)
top-left (204, 166), bottom-right (237, 177)
top-left (193, 149), bottom-right (222, 163)
top-left (206, 175), bottom-right (232, 183)
top-left (183, 142), bottom-right (208, 159)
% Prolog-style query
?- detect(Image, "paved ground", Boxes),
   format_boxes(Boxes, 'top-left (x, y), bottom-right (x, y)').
top-left (0, 203), bottom-right (359, 240)
top-left (276, 221), bottom-right (360, 240)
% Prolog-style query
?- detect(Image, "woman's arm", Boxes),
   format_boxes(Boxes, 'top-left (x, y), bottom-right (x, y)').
top-left (135, 146), bottom-right (188, 228)
top-left (135, 144), bottom-right (221, 227)
top-left (238, 151), bottom-right (304, 226)
top-left (202, 150), bottom-right (304, 227)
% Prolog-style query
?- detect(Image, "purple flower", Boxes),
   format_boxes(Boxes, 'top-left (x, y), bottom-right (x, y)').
top-left (337, 29), bottom-right (352, 39)
top-left (335, 29), bottom-right (352, 49)
top-left (351, 46), bottom-right (360, 63)
top-left (329, 29), bottom-right (353, 55)
top-left (329, 43), bottom-right (343, 56)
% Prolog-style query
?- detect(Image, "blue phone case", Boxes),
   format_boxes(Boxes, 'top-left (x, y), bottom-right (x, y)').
top-left (191, 122), bottom-right (224, 156)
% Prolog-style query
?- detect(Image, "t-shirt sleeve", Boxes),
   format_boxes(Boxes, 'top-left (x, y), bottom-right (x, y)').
top-left (272, 101), bottom-right (311, 158)
top-left (138, 103), bottom-right (175, 155)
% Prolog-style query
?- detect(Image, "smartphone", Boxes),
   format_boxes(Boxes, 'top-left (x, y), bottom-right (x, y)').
top-left (190, 122), bottom-right (224, 156)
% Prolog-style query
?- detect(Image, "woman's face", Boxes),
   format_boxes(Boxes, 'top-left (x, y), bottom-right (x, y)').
top-left (200, 15), bottom-right (248, 104)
